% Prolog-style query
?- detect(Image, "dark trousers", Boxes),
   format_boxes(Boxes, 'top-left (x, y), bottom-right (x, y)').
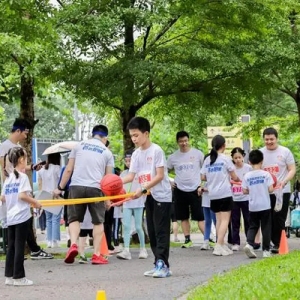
top-left (145, 195), bottom-right (171, 267)
top-left (104, 208), bottom-right (114, 250)
top-left (270, 193), bottom-right (290, 247)
top-left (26, 217), bottom-right (41, 253)
top-left (247, 209), bottom-right (271, 251)
top-left (39, 210), bottom-right (46, 231)
top-left (231, 201), bottom-right (249, 245)
top-left (113, 218), bottom-right (121, 247)
top-left (5, 219), bottom-right (30, 279)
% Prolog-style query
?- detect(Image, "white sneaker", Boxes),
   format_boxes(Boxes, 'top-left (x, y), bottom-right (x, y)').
top-left (116, 249), bottom-right (132, 260)
top-left (114, 245), bottom-right (123, 254)
top-left (263, 250), bottom-right (272, 258)
top-left (213, 244), bottom-right (229, 256)
top-left (222, 244), bottom-right (233, 255)
top-left (231, 244), bottom-right (240, 251)
top-left (47, 241), bottom-right (52, 248)
top-left (139, 248), bottom-right (148, 259)
top-left (13, 278), bottom-right (33, 286)
top-left (244, 244), bottom-right (257, 259)
top-left (201, 241), bottom-right (210, 250)
top-left (144, 267), bottom-right (157, 277)
top-left (5, 277), bottom-right (13, 286)
top-left (52, 241), bottom-right (60, 248)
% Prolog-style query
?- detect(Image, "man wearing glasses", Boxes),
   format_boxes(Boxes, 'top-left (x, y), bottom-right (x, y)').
top-left (167, 131), bottom-right (205, 248)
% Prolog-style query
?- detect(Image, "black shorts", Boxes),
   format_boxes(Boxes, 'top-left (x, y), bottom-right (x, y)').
top-left (79, 229), bottom-right (93, 238)
top-left (68, 186), bottom-right (105, 225)
top-left (174, 188), bottom-right (204, 221)
top-left (170, 202), bottom-right (177, 222)
top-left (210, 197), bottom-right (233, 213)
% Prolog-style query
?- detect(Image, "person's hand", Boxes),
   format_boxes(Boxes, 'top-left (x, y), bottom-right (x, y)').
top-left (278, 180), bottom-right (287, 189)
top-left (170, 181), bottom-right (177, 189)
top-left (53, 188), bottom-right (62, 198)
top-left (34, 200), bottom-right (42, 209)
top-left (0, 195), bottom-right (5, 203)
top-left (197, 187), bottom-right (202, 196)
top-left (105, 200), bottom-right (112, 210)
top-left (133, 187), bottom-right (143, 199)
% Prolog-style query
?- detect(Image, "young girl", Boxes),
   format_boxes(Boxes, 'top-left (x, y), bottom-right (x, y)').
top-left (230, 147), bottom-right (251, 251)
top-left (117, 149), bottom-right (148, 260)
top-left (38, 153), bottom-right (61, 248)
top-left (200, 135), bottom-right (239, 256)
top-left (1, 147), bottom-right (41, 286)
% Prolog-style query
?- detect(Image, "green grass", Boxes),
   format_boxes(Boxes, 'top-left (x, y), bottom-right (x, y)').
top-left (188, 251), bottom-right (300, 300)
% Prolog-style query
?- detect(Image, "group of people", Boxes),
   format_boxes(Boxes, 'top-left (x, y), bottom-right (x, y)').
top-left (0, 116), bottom-right (296, 287)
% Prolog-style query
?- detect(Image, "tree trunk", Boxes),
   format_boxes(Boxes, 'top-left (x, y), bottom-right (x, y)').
top-left (19, 73), bottom-right (38, 181)
top-left (295, 81), bottom-right (300, 127)
top-left (121, 105), bottom-right (136, 152)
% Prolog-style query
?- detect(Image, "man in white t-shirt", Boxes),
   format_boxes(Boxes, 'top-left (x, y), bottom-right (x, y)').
top-left (167, 131), bottom-right (204, 248)
top-left (260, 127), bottom-right (296, 254)
top-left (0, 118), bottom-right (53, 260)
top-left (53, 125), bottom-right (114, 265)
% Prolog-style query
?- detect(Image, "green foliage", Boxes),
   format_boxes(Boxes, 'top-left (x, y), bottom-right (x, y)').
top-left (188, 251), bottom-right (300, 299)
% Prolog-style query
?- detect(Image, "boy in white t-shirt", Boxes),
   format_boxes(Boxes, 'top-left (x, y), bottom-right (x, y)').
top-left (242, 150), bottom-right (274, 259)
top-left (121, 117), bottom-right (172, 278)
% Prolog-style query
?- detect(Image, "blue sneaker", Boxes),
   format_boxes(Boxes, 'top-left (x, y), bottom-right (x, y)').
top-left (144, 266), bottom-right (157, 277)
top-left (152, 259), bottom-right (172, 278)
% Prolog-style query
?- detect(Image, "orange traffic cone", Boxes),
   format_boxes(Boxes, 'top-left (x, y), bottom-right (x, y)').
top-left (279, 230), bottom-right (289, 255)
top-left (100, 233), bottom-right (109, 257)
top-left (96, 290), bottom-right (106, 300)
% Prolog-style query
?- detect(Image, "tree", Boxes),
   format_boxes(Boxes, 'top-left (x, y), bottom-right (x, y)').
top-left (53, 0), bottom-right (300, 151)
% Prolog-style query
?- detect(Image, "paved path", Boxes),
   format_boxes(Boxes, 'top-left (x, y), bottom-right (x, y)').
top-left (1, 233), bottom-right (299, 300)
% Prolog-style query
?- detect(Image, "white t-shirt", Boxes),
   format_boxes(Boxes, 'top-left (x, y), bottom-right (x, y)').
top-left (167, 148), bottom-right (204, 192)
top-left (242, 169), bottom-right (274, 212)
top-left (113, 206), bottom-right (123, 218)
top-left (1, 172), bottom-right (32, 226)
top-left (232, 163), bottom-right (252, 202)
top-left (69, 138), bottom-right (115, 189)
top-left (0, 139), bottom-right (21, 183)
top-left (80, 210), bottom-right (93, 230)
top-left (129, 143), bottom-right (172, 203)
top-left (120, 169), bottom-right (145, 209)
top-left (260, 145), bottom-right (295, 193)
top-left (38, 165), bottom-right (61, 193)
top-left (200, 153), bottom-right (235, 200)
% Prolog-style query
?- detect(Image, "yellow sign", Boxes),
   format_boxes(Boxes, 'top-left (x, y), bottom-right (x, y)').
top-left (207, 137), bottom-right (243, 150)
top-left (207, 126), bottom-right (239, 138)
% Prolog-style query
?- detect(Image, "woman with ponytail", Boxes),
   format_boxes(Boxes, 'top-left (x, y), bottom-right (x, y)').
top-left (200, 135), bottom-right (239, 256)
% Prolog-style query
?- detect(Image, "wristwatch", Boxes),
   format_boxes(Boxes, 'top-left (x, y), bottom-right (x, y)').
top-left (57, 184), bottom-right (64, 191)
top-left (141, 188), bottom-right (147, 194)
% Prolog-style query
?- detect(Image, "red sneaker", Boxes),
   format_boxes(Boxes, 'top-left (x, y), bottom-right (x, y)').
top-left (64, 244), bottom-right (78, 264)
top-left (91, 254), bottom-right (108, 265)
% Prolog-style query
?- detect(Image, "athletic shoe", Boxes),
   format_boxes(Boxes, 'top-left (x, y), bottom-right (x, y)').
top-left (144, 266), bottom-right (157, 277)
top-left (174, 238), bottom-right (180, 243)
top-left (91, 254), bottom-right (108, 265)
top-left (30, 249), bottom-right (53, 260)
top-left (117, 249), bottom-right (132, 260)
top-left (244, 244), bottom-right (257, 259)
top-left (139, 248), bottom-right (148, 259)
top-left (232, 244), bottom-right (240, 251)
top-left (64, 244), bottom-right (78, 264)
top-left (201, 241), bottom-right (210, 250)
top-left (223, 244), bottom-right (233, 255)
top-left (5, 277), bottom-right (13, 286)
top-left (213, 244), bottom-right (229, 256)
top-left (79, 255), bottom-right (89, 264)
top-left (263, 250), bottom-right (272, 258)
top-left (47, 241), bottom-right (52, 248)
top-left (13, 278), bottom-right (33, 286)
top-left (271, 245), bottom-right (279, 254)
top-left (152, 259), bottom-right (172, 278)
top-left (181, 241), bottom-right (193, 248)
top-left (113, 245), bottom-right (123, 254)
top-left (52, 241), bottom-right (60, 248)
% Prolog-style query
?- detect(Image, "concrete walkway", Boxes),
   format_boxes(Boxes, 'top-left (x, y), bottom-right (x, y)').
top-left (1, 232), bottom-right (299, 300)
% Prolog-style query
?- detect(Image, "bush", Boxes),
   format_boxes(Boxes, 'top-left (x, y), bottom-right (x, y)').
top-left (188, 251), bottom-right (300, 299)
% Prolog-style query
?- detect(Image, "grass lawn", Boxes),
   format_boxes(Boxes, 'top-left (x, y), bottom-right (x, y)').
top-left (188, 251), bottom-right (300, 300)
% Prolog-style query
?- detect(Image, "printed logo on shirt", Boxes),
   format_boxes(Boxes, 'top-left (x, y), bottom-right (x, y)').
top-left (138, 173), bottom-right (151, 184)
top-left (277, 155), bottom-right (283, 161)
top-left (177, 163), bottom-right (194, 172)
top-left (81, 142), bottom-right (105, 154)
top-left (205, 162), bottom-right (224, 173)
top-left (264, 164), bottom-right (279, 175)
top-left (247, 176), bottom-right (266, 186)
top-left (146, 156), bottom-right (152, 164)
top-left (5, 182), bottom-right (20, 195)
